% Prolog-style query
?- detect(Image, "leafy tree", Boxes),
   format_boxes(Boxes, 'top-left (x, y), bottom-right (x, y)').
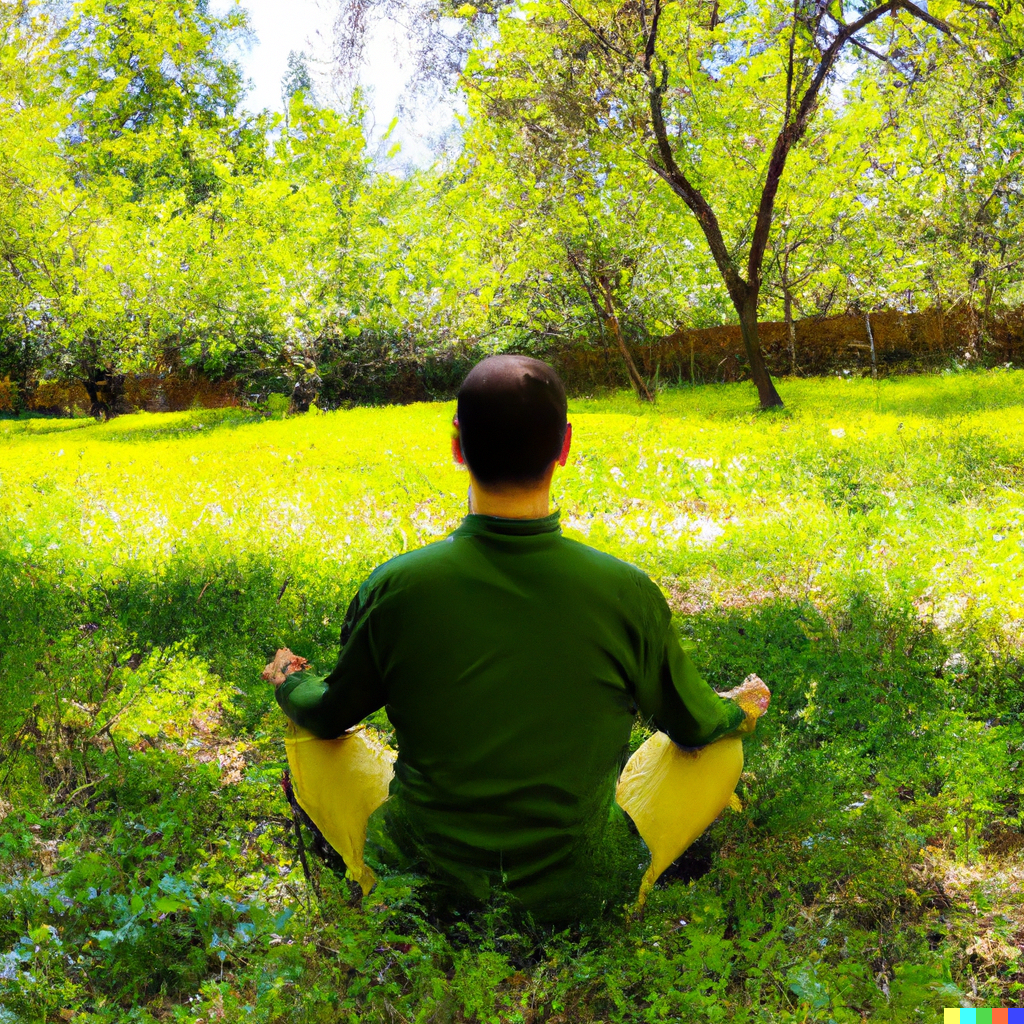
top-left (752, 6), bottom-right (1023, 365)
top-left (282, 49), bottom-right (315, 106)
top-left (462, 0), bottom-right (1007, 407)
top-left (852, 13), bottom-right (1024, 327)
top-left (54, 0), bottom-right (251, 202)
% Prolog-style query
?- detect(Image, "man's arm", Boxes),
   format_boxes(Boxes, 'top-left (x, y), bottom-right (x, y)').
top-left (637, 620), bottom-right (746, 747)
top-left (270, 583), bottom-right (386, 739)
top-left (633, 578), bottom-right (766, 747)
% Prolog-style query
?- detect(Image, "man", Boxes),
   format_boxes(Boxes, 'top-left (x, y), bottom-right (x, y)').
top-left (264, 355), bottom-right (768, 925)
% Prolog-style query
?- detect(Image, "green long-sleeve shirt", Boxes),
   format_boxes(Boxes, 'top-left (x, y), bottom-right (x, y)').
top-left (277, 511), bottom-right (745, 923)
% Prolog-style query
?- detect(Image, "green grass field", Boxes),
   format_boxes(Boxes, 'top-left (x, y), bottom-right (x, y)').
top-left (1, 371), bottom-right (1022, 1022)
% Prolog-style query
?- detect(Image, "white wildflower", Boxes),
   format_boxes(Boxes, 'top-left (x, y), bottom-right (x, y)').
top-left (691, 517), bottom-right (725, 547)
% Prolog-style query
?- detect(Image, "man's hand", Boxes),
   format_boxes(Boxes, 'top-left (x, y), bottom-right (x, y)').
top-left (720, 673), bottom-right (770, 734)
top-left (262, 647), bottom-right (309, 687)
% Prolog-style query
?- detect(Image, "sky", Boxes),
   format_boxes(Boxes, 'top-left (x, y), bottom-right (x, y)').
top-left (217, 0), bottom-right (457, 165)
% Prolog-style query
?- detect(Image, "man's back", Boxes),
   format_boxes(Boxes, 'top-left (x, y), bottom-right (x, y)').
top-left (277, 511), bottom-right (744, 920)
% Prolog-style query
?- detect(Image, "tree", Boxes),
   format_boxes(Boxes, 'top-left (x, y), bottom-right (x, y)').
top-left (283, 50), bottom-right (315, 104)
top-left (755, 10), bottom-right (1024, 359)
top-left (463, 0), bottom-right (1006, 408)
top-left (852, 15), bottom-right (1024, 327)
top-left (0, 0), bottom-right (277, 417)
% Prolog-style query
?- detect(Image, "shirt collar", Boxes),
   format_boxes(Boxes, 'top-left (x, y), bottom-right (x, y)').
top-left (455, 511), bottom-right (562, 538)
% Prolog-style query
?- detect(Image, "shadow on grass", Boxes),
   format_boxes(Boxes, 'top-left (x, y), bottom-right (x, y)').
top-left (3, 549), bottom-right (1022, 1016)
top-left (5, 542), bottom-right (1021, 743)
top-left (0, 408), bottom-right (269, 445)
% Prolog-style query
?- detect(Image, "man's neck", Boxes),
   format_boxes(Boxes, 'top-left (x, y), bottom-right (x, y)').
top-left (469, 477), bottom-right (552, 520)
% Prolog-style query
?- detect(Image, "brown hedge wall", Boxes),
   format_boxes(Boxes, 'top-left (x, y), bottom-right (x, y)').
top-left (11, 306), bottom-right (1022, 416)
top-left (0, 378), bottom-right (16, 413)
top-left (550, 306), bottom-right (1024, 391)
top-left (25, 374), bottom-right (239, 415)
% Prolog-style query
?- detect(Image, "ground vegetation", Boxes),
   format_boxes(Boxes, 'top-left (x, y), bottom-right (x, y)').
top-left (1, 372), bottom-right (1022, 1020)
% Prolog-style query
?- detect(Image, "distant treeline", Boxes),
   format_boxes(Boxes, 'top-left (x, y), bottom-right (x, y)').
top-left (4, 304), bottom-right (1021, 416)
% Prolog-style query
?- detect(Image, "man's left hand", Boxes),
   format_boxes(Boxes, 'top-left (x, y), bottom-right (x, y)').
top-left (262, 647), bottom-right (309, 687)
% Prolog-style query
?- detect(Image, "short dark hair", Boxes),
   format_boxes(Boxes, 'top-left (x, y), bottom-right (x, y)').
top-left (457, 355), bottom-right (568, 488)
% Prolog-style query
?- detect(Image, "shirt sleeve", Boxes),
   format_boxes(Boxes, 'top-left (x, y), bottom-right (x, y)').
top-left (275, 578), bottom-right (386, 739)
top-left (633, 578), bottom-right (747, 747)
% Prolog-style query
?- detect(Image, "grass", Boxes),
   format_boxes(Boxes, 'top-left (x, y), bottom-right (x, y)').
top-left (1, 369), bottom-right (1022, 1022)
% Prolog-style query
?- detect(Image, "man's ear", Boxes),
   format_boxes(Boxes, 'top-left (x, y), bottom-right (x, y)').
top-left (557, 422), bottom-right (572, 467)
top-left (451, 426), bottom-right (465, 465)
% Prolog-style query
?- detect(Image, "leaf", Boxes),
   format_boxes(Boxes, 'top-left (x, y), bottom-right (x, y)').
top-left (152, 896), bottom-right (191, 914)
top-left (787, 965), bottom-right (830, 1011)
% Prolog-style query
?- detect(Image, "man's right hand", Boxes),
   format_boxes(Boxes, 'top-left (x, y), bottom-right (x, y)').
top-left (262, 647), bottom-right (309, 687)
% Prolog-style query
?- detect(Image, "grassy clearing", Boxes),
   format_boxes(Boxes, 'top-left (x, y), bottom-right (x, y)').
top-left (1, 370), bottom-right (1022, 1022)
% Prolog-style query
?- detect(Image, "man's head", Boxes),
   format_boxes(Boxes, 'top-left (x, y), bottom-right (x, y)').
top-left (453, 355), bottom-right (571, 493)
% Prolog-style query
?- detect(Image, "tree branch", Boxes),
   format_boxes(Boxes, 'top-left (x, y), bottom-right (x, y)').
top-left (893, 0), bottom-right (961, 43)
top-left (951, 0), bottom-right (1000, 21)
top-left (643, 0), bottom-right (746, 298)
top-left (557, 0), bottom-right (628, 58)
top-left (847, 33), bottom-right (896, 65)
top-left (745, 0), bottom-right (959, 285)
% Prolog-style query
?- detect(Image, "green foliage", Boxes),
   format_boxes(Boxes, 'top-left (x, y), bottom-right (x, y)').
top-left (2, 0), bottom-right (1021, 415)
top-left (0, 373), bottom-right (1022, 1020)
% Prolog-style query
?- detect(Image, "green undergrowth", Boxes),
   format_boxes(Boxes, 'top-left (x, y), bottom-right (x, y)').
top-left (1, 370), bottom-right (1022, 1022)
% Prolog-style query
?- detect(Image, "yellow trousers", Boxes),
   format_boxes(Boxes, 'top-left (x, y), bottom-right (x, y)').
top-left (284, 724), bottom-right (744, 904)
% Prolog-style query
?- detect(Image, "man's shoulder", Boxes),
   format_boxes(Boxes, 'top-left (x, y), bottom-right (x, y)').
top-left (557, 535), bottom-right (668, 605)
top-left (362, 527), bottom-right (667, 610)
top-left (557, 533), bottom-right (653, 580)
top-left (362, 536), bottom-right (457, 588)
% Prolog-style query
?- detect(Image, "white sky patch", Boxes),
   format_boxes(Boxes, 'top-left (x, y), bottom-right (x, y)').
top-left (215, 0), bottom-right (457, 166)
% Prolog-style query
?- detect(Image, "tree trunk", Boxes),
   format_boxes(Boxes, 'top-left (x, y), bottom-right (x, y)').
top-left (82, 367), bottom-right (124, 420)
top-left (290, 366), bottom-right (322, 413)
top-left (82, 373), bottom-right (107, 421)
top-left (736, 298), bottom-right (784, 409)
top-left (784, 289), bottom-right (798, 375)
top-left (864, 313), bottom-right (877, 379)
top-left (598, 279), bottom-right (653, 403)
top-left (608, 319), bottom-right (653, 402)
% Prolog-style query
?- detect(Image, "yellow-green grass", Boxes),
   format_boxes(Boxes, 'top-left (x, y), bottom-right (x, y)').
top-left (1, 370), bottom-right (1022, 1022)
top-left (4, 370), bottom-right (1021, 650)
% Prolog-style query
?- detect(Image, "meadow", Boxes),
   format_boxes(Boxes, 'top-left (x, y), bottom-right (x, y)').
top-left (1, 370), bottom-right (1022, 1023)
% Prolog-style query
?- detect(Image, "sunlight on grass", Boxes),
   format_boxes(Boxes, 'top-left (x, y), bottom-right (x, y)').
top-left (1, 370), bottom-right (1022, 1021)
top-left (5, 369), bottom-right (1022, 654)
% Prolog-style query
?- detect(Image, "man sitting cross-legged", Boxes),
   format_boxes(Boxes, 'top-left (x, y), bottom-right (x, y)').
top-left (264, 354), bottom-right (769, 926)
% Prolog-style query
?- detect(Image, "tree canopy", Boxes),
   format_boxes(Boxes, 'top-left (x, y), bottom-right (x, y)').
top-left (0, 0), bottom-right (1020, 413)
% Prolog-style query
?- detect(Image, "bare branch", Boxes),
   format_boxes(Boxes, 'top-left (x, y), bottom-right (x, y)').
top-left (951, 0), bottom-right (1000, 20)
top-left (847, 34), bottom-right (896, 65)
top-left (746, 0), bottom-right (961, 285)
top-left (642, 0), bottom-right (660, 70)
top-left (893, 0), bottom-right (961, 44)
top-left (645, 158), bottom-right (746, 298)
top-left (641, 0), bottom-right (746, 298)
top-left (784, 0), bottom-right (796, 126)
top-left (558, 0), bottom-right (628, 58)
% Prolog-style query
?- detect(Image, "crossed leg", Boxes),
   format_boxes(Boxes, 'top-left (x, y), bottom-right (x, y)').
top-left (615, 731), bottom-right (744, 903)
top-left (284, 723), bottom-right (743, 904)
top-left (284, 722), bottom-right (396, 894)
